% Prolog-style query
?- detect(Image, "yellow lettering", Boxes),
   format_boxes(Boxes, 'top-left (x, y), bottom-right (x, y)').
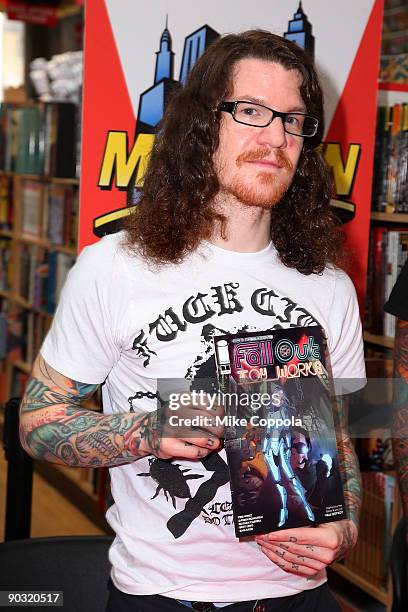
top-left (98, 131), bottom-right (155, 189)
top-left (93, 206), bottom-right (137, 237)
top-left (323, 143), bottom-right (360, 197)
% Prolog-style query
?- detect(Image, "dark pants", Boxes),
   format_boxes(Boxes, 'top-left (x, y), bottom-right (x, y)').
top-left (106, 580), bottom-right (341, 612)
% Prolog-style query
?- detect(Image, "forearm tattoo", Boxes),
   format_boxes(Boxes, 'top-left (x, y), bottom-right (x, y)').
top-left (19, 356), bottom-right (158, 467)
top-left (332, 394), bottom-right (361, 529)
top-left (392, 319), bottom-right (408, 522)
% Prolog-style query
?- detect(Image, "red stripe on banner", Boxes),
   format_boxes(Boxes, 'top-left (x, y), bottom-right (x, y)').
top-left (79, 0), bottom-right (135, 251)
top-left (325, 0), bottom-right (384, 312)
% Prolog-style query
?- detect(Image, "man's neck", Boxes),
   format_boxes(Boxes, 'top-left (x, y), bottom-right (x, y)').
top-left (210, 194), bottom-right (272, 253)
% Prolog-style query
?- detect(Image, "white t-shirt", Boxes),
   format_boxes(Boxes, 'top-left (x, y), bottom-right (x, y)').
top-left (41, 231), bottom-right (366, 602)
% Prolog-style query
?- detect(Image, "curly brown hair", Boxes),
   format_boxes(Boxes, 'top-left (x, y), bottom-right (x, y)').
top-left (123, 30), bottom-right (344, 274)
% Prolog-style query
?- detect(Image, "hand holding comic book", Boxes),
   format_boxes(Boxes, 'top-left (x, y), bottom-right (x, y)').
top-left (255, 519), bottom-right (358, 576)
top-left (214, 326), bottom-right (349, 537)
top-left (138, 393), bottom-right (225, 460)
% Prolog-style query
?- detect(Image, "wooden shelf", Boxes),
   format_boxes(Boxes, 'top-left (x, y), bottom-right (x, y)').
top-left (17, 234), bottom-right (47, 246)
top-left (364, 332), bottom-right (395, 349)
top-left (51, 177), bottom-right (80, 186)
top-left (2, 292), bottom-right (53, 318)
top-left (11, 360), bottom-right (32, 375)
top-left (52, 464), bottom-right (98, 502)
top-left (56, 244), bottom-right (77, 256)
top-left (34, 462), bottom-right (111, 534)
top-left (16, 234), bottom-right (77, 256)
top-left (331, 563), bottom-right (388, 605)
top-left (371, 212), bottom-right (408, 223)
top-left (0, 229), bottom-right (13, 238)
top-left (0, 170), bottom-right (79, 185)
top-left (0, 288), bottom-right (11, 299)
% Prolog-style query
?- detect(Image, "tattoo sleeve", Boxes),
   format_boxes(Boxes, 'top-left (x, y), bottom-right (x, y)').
top-left (332, 394), bottom-right (362, 530)
top-left (19, 355), bottom-right (158, 467)
top-left (392, 319), bottom-right (408, 521)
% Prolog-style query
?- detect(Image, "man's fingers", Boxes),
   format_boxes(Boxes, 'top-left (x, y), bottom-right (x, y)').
top-left (145, 398), bottom-right (225, 459)
top-left (257, 540), bottom-right (334, 565)
top-left (265, 526), bottom-right (339, 549)
top-left (256, 540), bottom-right (330, 571)
top-left (181, 435), bottom-right (222, 450)
top-left (158, 439), bottom-right (212, 460)
top-left (259, 546), bottom-right (323, 576)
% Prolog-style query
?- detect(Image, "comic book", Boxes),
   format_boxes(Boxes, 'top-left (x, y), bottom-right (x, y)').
top-left (213, 325), bottom-right (346, 537)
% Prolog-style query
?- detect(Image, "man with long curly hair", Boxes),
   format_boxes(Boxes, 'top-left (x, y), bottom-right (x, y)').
top-left (20, 31), bottom-right (366, 611)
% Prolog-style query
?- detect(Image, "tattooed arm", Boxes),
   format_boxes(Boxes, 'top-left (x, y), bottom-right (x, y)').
top-left (332, 394), bottom-right (361, 529)
top-left (392, 319), bottom-right (408, 523)
top-left (19, 354), bottom-right (221, 467)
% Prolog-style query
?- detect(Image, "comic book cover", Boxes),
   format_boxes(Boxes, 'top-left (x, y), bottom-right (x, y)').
top-left (213, 325), bottom-right (346, 537)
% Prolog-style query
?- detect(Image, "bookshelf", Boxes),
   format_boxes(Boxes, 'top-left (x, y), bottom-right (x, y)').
top-left (363, 331), bottom-right (395, 349)
top-left (0, 162), bottom-right (79, 388)
top-left (349, 1), bottom-right (408, 597)
top-left (365, 81), bottom-right (408, 341)
top-left (371, 212), bottom-right (408, 223)
top-left (0, 97), bottom-right (108, 528)
top-left (352, 66), bottom-right (407, 606)
top-left (0, 162), bottom-right (107, 526)
top-left (331, 472), bottom-right (403, 611)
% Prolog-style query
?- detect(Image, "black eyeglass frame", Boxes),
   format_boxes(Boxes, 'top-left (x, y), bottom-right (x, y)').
top-left (218, 100), bottom-right (319, 138)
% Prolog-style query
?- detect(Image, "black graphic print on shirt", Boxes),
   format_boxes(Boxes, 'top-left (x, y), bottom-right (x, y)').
top-left (132, 282), bottom-right (319, 366)
top-left (129, 282), bottom-right (319, 538)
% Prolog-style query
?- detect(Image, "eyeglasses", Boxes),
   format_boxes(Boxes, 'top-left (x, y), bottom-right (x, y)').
top-left (218, 100), bottom-right (319, 138)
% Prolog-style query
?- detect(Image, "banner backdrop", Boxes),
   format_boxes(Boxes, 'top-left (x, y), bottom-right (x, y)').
top-left (80, 0), bottom-right (384, 307)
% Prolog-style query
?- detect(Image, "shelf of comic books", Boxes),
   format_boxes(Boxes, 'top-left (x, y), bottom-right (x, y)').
top-left (331, 472), bottom-right (402, 610)
top-left (363, 332), bottom-right (395, 349)
top-left (364, 223), bottom-right (407, 340)
top-left (379, 0), bottom-right (408, 90)
top-left (0, 102), bottom-right (80, 406)
top-left (371, 212), bottom-right (408, 223)
top-left (0, 172), bottom-right (79, 186)
top-left (365, 88), bottom-right (408, 341)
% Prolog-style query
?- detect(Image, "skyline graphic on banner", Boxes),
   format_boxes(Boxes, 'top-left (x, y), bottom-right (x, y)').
top-left (136, 3), bottom-right (314, 137)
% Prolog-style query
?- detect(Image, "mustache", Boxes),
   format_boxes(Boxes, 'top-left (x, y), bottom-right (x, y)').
top-left (236, 147), bottom-right (293, 170)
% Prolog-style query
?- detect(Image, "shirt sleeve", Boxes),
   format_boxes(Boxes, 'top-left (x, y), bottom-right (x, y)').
top-left (40, 235), bottom-right (129, 384)
top-left (327, 269), bottom-right (366, 395)
top-left (384, 259), bottom-right (408, 321)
